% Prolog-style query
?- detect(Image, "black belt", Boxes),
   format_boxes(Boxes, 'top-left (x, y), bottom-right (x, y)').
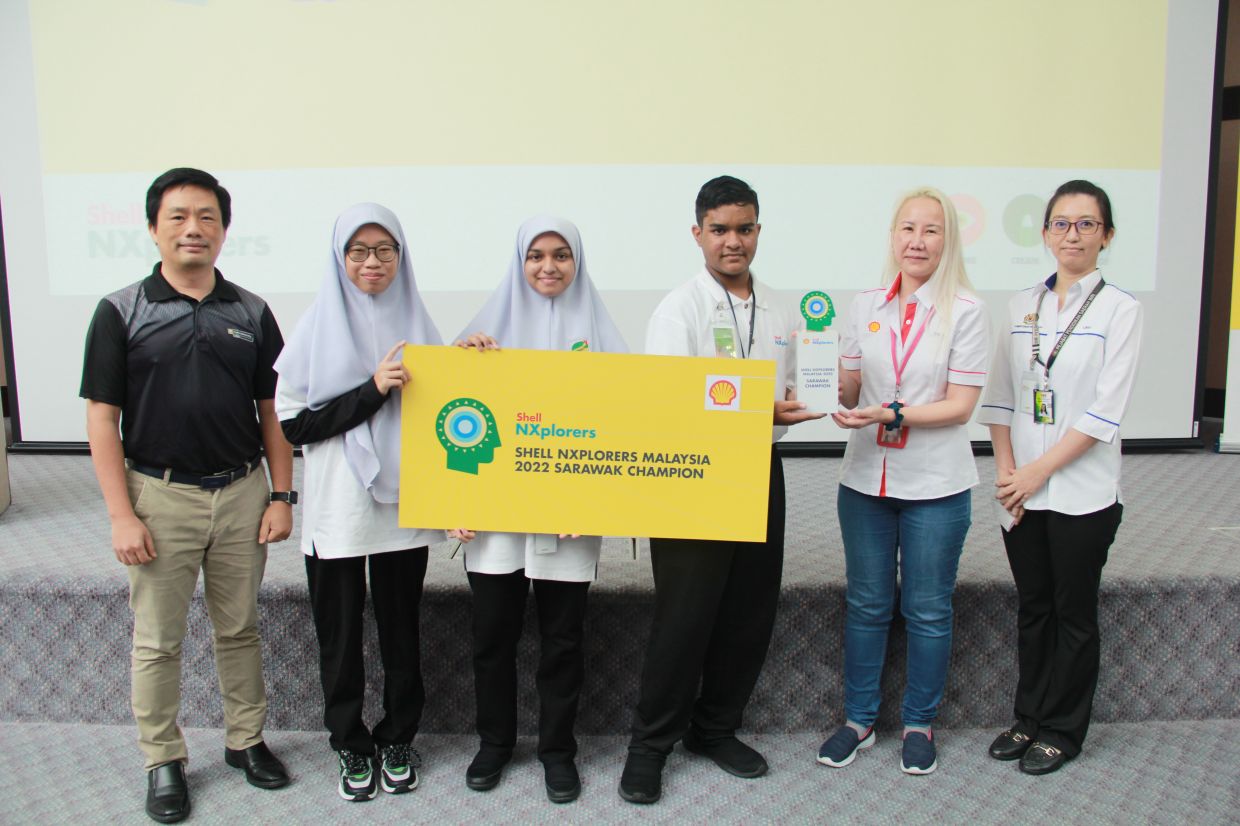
top-left (130, 455), bottom-right (262, 489)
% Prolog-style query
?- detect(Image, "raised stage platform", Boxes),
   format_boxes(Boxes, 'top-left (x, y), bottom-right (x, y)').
top-left (1, 452), bottom-right (1238, 737)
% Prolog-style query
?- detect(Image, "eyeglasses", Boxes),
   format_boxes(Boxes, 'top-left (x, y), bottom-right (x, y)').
top-left (1045, 219), bottom-right (1103, 236)
top-left (345, 243), bottom-right (399, 263)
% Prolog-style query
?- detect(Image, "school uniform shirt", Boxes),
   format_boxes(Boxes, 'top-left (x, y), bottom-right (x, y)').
top-left (838, 274), bottom-right (989, 499)
top-left (645, 268), bottom-right (797, 443)
top-left (978, 270), bottom-right (1142, 515)
top-left (277, 381), bottom-right (444, 559)
top-left (464, 532), bottom-right (601, 582)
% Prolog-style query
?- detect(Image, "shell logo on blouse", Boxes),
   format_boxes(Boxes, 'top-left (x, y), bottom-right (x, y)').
top-left (868, 321), bottom-right (881, 333)
top-left (571, 339), bottom-right (589, 351)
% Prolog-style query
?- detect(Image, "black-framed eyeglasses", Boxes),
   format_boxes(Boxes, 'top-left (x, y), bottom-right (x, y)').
top-left (1045, 219), bottom-right (1103, 236)
top-left (346, 243), bottom-right (399, 263)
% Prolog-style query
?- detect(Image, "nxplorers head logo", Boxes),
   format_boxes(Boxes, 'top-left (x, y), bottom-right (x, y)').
top-left (800, 291), bottom-right (836, 331)
top-left (436, 398), bottom-right (502, 474)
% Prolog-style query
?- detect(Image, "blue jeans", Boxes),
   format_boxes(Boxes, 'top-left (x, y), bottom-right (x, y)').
top-left (837, 484), bottom-right (971, 727)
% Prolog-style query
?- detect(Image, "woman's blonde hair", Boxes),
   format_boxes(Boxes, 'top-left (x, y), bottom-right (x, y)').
top-left (881, 187), bottom-right (975, 331)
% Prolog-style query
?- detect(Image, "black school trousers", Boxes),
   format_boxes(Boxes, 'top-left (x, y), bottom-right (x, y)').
top-left (305, 546), bottom-right (428, 755)
top-left (629, 451), bottom-right (785, 756)
top-left (1001, 503), bottom-right (1123, 757)
top-left (468, 570), bottom-right (591, 765)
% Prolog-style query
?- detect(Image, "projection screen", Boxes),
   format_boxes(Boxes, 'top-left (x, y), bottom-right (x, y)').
top-left (0, 0), bottom-right (1220, 445)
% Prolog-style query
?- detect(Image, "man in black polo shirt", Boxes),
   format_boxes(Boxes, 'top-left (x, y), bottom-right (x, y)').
top-left (81, 168), bottom-right (295, 824)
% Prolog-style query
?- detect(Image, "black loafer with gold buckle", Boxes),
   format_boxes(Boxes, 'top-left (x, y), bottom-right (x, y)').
top-left (988, 728), bottom-right (1033, 761)
top-left (1019, 742), bottom-right (1068, 775)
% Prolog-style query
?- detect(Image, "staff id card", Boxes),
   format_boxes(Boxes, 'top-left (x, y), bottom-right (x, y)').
top-left (1033, 388), bottom-right (1055, 424)
top-left (712, 325), bottom-right (738, 359)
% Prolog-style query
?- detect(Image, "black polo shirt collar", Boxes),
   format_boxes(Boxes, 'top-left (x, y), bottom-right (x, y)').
top-left (142, 263), bottom-right (241, 303)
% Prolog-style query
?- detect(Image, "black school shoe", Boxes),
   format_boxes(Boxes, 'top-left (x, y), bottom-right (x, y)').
top-left (544, 759), bottom-right (581, 803)
top-left (145, 762), bottom-right (190, 824)
top-left (465, 747), bottom-right (511, 791)
top-left (618, 751), bottom-right (665, 804)
top-left (1019, 742), bottom-right (1068, 775)
top-left (224, 741), bottom-right (290, 789)
top-left (682, 730), bottom-right (769, 778)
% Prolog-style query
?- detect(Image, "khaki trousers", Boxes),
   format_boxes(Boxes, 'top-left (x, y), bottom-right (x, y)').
top-left (125, 467), bottom-right (270, 769)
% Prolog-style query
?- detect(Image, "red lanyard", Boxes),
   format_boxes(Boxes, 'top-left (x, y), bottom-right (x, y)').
top-left (888, 304), bottom-right (935, 397)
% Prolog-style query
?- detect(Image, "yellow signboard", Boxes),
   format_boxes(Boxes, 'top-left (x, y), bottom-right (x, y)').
top-left (399, 346), bottom-right (776, 541)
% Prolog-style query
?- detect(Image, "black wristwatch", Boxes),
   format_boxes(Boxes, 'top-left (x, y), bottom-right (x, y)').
top-left (270, 491), bottom-right (299, 505)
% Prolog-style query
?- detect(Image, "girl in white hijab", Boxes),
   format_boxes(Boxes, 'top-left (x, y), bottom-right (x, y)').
top-left (275, 203), bottom-right (443, 802)
top-left (452, 216), bottom-right (627, 804)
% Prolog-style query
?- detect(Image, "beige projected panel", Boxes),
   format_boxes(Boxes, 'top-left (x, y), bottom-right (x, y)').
top-left (32, 0), bottom-right (1165, 172)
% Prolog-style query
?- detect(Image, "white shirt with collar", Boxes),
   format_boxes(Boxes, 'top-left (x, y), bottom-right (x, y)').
top-left (645, 268), bottom-right (797, 443)
top-left (978, 269), bottom-right (1142, 515)
top-left (838, 274), bottom-right (990, 499)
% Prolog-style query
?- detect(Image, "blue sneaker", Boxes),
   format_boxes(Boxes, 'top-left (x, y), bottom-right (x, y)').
top-left (901, 730), bottom-right (937, 775)
top-left (817, 724), bottom-right (875, 768)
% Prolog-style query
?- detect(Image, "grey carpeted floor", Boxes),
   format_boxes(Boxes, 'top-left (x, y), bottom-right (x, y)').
top-left (2, 720), bottom-right (1238, 825)
top-left (2, 452), bottom-right (1239, 823)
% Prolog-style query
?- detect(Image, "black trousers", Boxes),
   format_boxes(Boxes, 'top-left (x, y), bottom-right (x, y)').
top-left (1001, 503), bottom-right (1122, 757)
top-left (628, 451), bottom-right (785, 756)
top-left (468, 569), bottom-right (591, 764)
top-left (305, 546), bottom-right (428, 755)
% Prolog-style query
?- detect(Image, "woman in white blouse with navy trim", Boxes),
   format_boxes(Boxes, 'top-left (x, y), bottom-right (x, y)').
top-left (978, 179), bottom-right (1142, 776)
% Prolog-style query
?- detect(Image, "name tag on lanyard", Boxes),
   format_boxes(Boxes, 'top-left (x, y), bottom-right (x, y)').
top-left (1033, 389), bottom-right (1055, 424)
top-left (714, 322), bottom-right (739, 357)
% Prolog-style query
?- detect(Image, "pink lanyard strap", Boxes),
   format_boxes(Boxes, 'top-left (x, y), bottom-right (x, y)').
top-left (888, 305), bottom-right (935, 397)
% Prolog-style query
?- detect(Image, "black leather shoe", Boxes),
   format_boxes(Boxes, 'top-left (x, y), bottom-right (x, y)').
top-left (224, 741), bottom-right (290, 789)
top-left (682, 731), bottom-right (769, 778)
top-left (145, 762), bottom-right (190, 824)
top-left (544, 759), bottom-right (581, 804)
top-left (988, 728), bottom-right (1033, 761)
top-left (1019, 742), bottom-right (1068, 775)
top-left (618, 751), bottom-right (664, 804)
top-left (465, 747), bottom-right (510, 791)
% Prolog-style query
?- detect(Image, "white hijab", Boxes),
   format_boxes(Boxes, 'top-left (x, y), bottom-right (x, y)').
top-left (275, 203), bottom-right (442, 503)
top-left (460, 216), bottom-right (628, 353)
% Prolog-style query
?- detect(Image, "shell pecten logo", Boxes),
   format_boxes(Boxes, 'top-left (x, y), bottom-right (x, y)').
top-left (708, 379), bottom-right (737, 406)
top-left (703, 374), bottom-right (742, 411)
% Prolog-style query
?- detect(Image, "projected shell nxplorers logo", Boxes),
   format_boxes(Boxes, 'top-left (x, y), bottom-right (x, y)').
top-left (436, 398), bottom-right (502, 474)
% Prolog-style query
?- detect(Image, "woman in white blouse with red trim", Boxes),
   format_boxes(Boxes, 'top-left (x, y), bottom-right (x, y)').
top-left (817, 187), bottom-right (989, 777)
top-left (979, 180), bottom-right (1142, 776)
